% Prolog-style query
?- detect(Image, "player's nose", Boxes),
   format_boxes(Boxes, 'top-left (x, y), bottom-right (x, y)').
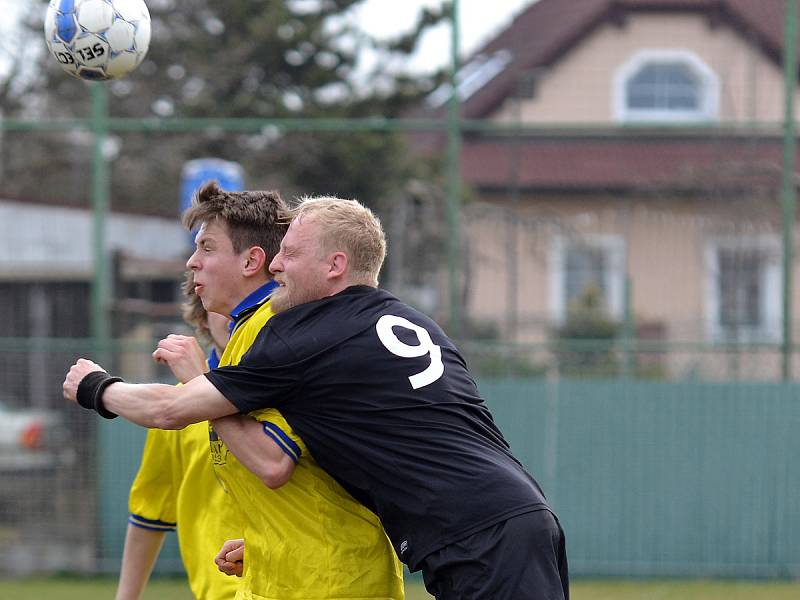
top-left (268, 253), bottom-right (283, 275)
top-left (186, 249), bottom-right (201, 271)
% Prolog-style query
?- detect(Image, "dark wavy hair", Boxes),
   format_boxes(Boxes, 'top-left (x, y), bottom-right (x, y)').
top-left (182, 181), bottom-right (289, 270)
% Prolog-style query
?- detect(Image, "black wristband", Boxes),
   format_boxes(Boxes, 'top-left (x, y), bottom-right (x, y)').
top-left (76, 371), bottom-right (123, 420)
top-left (76, 371), bottom-right (107, 410)
top-left (94, 375), bottom-right (123, 419)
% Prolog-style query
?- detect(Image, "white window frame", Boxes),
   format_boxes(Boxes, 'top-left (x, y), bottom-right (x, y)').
top-left (549, 234), bottom-right (626, 325)
top-left (704, 236), bottom-right (782, 343)
top-left (613, 49), bottom-right (720, 123)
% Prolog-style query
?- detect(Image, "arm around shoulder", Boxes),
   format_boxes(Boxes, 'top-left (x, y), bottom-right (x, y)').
top-left (64, 359), bottom-right (241, 428)
top-left (103, 375), bottom-right (239, 429)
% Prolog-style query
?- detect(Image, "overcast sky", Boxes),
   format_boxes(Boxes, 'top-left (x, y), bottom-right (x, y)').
top-left (354, 0), bottom-right (535, 70)
top-left (2, 0), bottom-right (537, 78)
top-left (4, 1), bottom-right (537, 61)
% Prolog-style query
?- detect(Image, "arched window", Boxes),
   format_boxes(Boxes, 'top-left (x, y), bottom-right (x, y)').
top-left (614, 50), bottom-right (719, 123)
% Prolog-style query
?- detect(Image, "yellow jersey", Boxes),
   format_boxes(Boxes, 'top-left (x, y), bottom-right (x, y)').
top-left (129, 423), bottom-right (241, 599)
top-left (213, 299), bottom-right (404, 600)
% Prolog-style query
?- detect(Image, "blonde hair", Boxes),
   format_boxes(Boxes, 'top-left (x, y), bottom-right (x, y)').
top-left (290, 196), bottom-right (386, 286)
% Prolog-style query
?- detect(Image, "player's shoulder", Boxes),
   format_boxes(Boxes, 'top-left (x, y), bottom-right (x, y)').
top-left (253, 286), bottom-right (444, 358)
top-left (264, 286), bottom-right (388, 333)
top-left (372, 293), bottom-right (450, 343)
top-left (235, 302), bottom-right (275, 340)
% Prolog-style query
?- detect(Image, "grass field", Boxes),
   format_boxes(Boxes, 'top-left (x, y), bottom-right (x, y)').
top-left (1, 576), bottom-right (800, 599)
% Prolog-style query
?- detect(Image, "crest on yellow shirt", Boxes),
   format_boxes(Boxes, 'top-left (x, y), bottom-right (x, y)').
top-left (208, 424), bottom-right (229, 466)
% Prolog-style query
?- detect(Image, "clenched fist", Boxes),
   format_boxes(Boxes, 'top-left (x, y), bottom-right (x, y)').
top-left (63, 358), bottom-right (107, 403)
top-left (153, 334), bottom-right (209, 383)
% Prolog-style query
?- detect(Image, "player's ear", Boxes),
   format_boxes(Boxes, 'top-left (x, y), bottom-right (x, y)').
top-left (328, 252), bottom-right (348, 278)
top-left (243, 246), bottom-right (267, 276)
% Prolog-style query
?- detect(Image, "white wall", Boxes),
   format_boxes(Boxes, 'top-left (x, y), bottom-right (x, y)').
top-left (0, 199), bottom-right (187, 279)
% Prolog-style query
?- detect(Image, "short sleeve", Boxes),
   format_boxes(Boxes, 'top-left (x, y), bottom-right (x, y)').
top-left (205, 362), bottom-right (300, 414)
top-left (128, 428), bottom-right (179, 531)
top-left (249, 408), bottom-right (307, 464)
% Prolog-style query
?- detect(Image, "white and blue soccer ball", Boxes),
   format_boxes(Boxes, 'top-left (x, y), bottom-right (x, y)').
top-left (44, 0), bottom-right (151, 81)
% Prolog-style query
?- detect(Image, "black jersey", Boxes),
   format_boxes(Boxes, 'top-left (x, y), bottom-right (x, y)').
top-left (205, 285), bottom-right (549, 570)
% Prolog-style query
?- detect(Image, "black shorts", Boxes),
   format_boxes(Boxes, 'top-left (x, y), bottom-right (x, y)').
top-left (420, 509), bottom-right (569, 600)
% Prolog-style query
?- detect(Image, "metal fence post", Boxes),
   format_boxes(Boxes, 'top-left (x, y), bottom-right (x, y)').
top-left (781, 0), bottom-right (797, 380)
top-left (90, 82), bottom-right (112, 354)
top-left (446, 0), bottom-right (463, 336)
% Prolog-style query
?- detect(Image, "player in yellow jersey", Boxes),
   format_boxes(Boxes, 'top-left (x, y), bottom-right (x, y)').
top-left (139, 182), bottom-right (403, 598)
top-left (205, 296), bottom-right (403, 599)
top-left (117, 273), bottom-right (239, 600)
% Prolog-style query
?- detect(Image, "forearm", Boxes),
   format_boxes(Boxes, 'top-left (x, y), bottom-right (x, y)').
top-left (103, 376), bottom-right (238, 429)
top-left (212, 415), bottom-right (296, 489)
top-left (102, 382), bottom-right (187, 429)
top-left (115, 524), bottom-right (166, 600)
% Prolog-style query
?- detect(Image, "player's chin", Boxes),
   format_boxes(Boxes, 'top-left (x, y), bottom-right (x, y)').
top-left (269, 287), bottom-right (292, 314)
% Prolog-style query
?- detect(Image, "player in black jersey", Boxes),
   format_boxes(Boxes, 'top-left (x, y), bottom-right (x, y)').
top-left (64, 196), bottom-right (569, 600)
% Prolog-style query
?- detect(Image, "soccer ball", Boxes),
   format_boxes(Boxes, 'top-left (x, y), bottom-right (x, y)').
top-left (44, 0), bottom-right (151, 81)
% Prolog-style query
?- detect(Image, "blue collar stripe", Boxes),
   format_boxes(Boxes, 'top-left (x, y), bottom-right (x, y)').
top-left (229, 280), bottom-right (279, 329)
top-left (207, 348), bottom-right (220, 370)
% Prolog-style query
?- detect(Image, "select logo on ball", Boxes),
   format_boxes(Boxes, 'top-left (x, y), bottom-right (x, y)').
top-left (44, 0), bottom-right (151, 81)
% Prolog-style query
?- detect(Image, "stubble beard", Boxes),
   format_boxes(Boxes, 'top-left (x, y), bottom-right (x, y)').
top-left (269, 278), bottom-right (331, 314)
top-left (269, 285), bottom-right (292, 314)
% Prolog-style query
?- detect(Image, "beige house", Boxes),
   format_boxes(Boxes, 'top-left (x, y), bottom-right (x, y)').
top-left (415, 0), bottom-right (800, 379)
